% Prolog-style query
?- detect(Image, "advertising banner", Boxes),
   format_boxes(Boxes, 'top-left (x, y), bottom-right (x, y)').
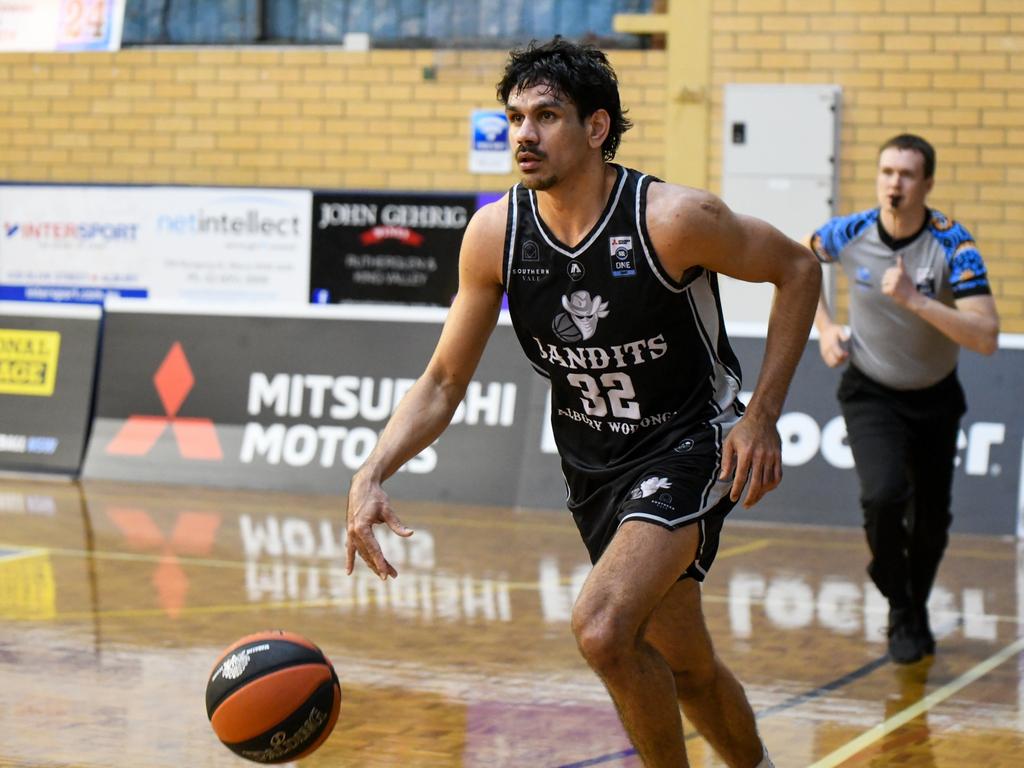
top-left (0, 0), bottom-right (125, 52)
top-left (79, 301), bottom-right (1024, 537)
top-left (82, 302), bottom-right (538, 503)
top-left (310, 192), bottom-right (473, 306)
top-left (0, 186), bottom-right (311, 305)
top-left (0, 301), bottom-right (101, 475)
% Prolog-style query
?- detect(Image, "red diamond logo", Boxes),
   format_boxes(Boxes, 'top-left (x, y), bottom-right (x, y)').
top-left (153, 342), bottom-right (194, 417)
top-left (106, 342), bottom-right (223, 460)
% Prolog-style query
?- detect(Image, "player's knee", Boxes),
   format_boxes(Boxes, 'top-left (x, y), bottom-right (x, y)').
top-left (571, 605), bottom-right (635, 673)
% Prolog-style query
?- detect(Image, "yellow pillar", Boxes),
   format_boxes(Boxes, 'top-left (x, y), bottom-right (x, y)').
top-left (614, 0), bottom-right (710, 188)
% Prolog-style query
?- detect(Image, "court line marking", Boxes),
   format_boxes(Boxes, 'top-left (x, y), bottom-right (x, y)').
top-left (0, 547), bottom-right (48, 564)
top-left (0, 538), bottom-right (774, 575)
top-left (10, 539), bottom-right (1024, 630)
top-left (556, 748), bottom-right (637, 768)
top-left (807, 633), bottom-right (1024, 768)
top-left (11, 539), bottom-right (775, 622)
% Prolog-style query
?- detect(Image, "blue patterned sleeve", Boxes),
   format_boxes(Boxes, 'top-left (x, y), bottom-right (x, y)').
top-left (928, 214), bottom-right (992, 298)
top-left (810, 209), bottom-right (877, 264)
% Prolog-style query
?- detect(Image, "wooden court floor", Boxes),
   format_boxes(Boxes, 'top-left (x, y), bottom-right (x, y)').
top-left (1, 476), bottom-right (1022, 767)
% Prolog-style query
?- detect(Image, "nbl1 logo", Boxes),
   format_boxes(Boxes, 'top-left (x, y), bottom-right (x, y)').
top-left (609, 235), bottom-right (637, 277)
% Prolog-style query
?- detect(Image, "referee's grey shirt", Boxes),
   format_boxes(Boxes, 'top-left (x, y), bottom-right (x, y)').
top-left (811, 208), bottom-right (992, 391)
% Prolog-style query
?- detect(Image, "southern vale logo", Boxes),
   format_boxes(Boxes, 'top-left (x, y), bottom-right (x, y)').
top-left (105, 342), bottom-right (223, 460)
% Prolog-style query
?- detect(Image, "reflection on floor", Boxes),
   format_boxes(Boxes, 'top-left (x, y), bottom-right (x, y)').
top-left (1, 477), bottom-right (1022, 767)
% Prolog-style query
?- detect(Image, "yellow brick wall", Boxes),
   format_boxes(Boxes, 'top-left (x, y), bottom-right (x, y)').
top-left (0, 47), bottom-right (664, 192)
top-left (708, 0), bottom-right (1024, 331)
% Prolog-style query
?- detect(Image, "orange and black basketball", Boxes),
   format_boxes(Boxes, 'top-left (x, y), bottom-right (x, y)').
top-left (205, 630), bottom-right (341, 763)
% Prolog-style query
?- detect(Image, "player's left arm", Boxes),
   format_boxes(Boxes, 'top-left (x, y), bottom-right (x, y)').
top-left (646, 183), bottom-right (821, 508)
top-left (881, 255), bottom-right (999, 355)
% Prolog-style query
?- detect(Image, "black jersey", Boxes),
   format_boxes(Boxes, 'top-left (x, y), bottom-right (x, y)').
top-left (502, 165), bottom-right (744, 495)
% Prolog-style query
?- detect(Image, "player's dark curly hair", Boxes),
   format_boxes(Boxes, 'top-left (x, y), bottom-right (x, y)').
top-left (496, 37), bottom-right (633, 162)
top-left (880, 133), bottom-right (936, 179)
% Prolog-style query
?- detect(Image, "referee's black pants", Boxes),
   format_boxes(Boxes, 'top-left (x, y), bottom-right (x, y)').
top-left (837, 365), bottom-right (966, 611)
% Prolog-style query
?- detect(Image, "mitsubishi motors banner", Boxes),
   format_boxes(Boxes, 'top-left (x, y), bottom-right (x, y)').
top-left (0, 301), bottom-right (101, 475)
top-left (310, 192), bottom-right (474, 306)
top-left (0, 186), bottom-right (311, 305)
top-left (82, 301), bottom-right (537, 503)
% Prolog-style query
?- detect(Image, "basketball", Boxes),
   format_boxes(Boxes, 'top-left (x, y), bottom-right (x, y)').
top-left (205, 630), bottom-right (341, 764)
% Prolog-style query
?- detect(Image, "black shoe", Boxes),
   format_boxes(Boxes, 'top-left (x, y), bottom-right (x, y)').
top-left (915, 604), bottom-right (935, 656)
top-left (887, 607), bottom-right (924, 664)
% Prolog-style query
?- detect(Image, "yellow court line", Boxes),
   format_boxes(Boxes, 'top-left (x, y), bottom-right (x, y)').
top-left (0, 547), bottom-right (48, 564)
top-left (54, 598), bottom-right (346, 622)
top-left (0, 536), bottom-right (775, 573)
top-left (32, 538), bottom-right (778, 622)
top-left (0, 543), bottom-right (251, 571)
top-left (716, 538), bottom-right (774, 559)
top-left (807, 634), bottom-right (1024, 768)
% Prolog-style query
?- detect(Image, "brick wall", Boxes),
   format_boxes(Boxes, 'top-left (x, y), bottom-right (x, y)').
top-left (708, 0), bottom-right (1024, 330)
top-left (0, 47), bottom-right (663, 191)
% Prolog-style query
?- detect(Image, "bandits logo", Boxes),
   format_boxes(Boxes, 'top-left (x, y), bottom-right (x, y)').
top-left (105, 342), bottom-right (223, 460)
top-left (630, 476), bottom-right (672, 500)
top-left (551, 290), bottom-right (610, 343)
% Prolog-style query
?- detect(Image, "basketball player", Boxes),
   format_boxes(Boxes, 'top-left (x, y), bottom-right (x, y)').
top-left (346, 38), bottom-right (820, 767)
top-left (809, 134), bottom-right (999, 663)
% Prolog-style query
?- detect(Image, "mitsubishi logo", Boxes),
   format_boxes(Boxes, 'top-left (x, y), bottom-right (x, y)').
top-left (105, 342), bottom-right (223, 460)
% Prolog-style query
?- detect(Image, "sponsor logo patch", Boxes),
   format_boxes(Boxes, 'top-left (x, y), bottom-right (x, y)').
top-left (512, 240), bottom-right (551, 281)
top-left (609, 235), bottom-right (636, 277)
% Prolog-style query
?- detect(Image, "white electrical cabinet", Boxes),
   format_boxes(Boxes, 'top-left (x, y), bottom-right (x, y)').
top-left (719, 84), bottom-right (842, 326)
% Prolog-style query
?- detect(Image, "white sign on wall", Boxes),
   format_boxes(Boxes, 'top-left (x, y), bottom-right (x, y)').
top-left (469, 110), bottom-right (512, 174)
top-left (0, 186), bottom-right (312, 305)
top-left (0, 0), bottom-right (126, 52)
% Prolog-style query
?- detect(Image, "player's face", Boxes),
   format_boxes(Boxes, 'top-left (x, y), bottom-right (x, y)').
top-left (876, 147), bottom-right (933, 214)
top-left (504, 83), bottom-right (593, 191)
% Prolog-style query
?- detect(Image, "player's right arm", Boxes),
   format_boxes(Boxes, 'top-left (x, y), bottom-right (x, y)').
top-left (345, 197), bottom-right (508, 580)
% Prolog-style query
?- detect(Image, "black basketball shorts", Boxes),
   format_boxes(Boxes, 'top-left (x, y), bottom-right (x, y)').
top-left (568, 423), bottom-right (738, 582)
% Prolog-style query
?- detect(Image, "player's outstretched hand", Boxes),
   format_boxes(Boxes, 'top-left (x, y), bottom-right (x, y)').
top-left (719, 413), bottom-right (783, 508)
top-left (345, 474), bottom-right (414, 580)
